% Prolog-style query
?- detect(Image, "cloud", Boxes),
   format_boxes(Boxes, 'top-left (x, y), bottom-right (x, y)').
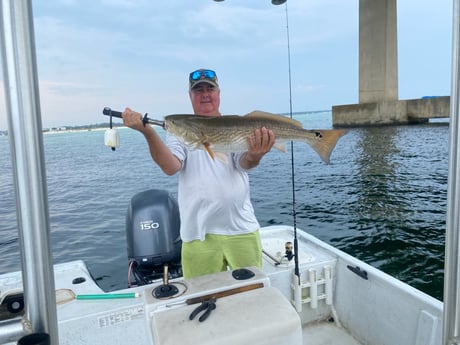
top-left (0, 0), bottom-right (453, 129)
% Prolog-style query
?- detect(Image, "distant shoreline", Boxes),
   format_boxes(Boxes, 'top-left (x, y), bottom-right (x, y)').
top-left (0, 123), bottom-right (124, 137)
top-left (42, 127), bottom-right (107, 135)
top-left (0, 110), bottom-right (335, 136)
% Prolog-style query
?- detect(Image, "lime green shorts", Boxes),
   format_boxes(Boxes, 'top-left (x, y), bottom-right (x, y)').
top-left (181, 230), bottom-right (262, 279)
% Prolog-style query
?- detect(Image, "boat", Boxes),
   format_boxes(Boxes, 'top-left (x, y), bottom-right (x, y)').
top-left (0, 209), bottom-right (445, 344)
top-left (0, 1), bottom-right (459, 344)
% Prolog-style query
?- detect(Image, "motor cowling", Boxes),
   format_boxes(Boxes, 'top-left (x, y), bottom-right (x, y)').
top-left (126, 189), bottom-right (181, 272)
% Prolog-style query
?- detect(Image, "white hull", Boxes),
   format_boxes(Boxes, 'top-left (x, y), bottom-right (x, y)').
top-left (0, 225), bottom-right (443, 345)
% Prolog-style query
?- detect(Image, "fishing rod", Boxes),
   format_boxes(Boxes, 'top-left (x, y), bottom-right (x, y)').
top-left (102, 107), bottom-right (165, 151)
top-left (102, 107), bottom-right (165, 127)
top-left (282, 2), bottom-right (301, 285)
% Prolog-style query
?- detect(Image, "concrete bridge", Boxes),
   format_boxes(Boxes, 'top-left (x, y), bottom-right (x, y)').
top-left (333, 96), bottom-right (450, 126)
top-left (332, 0), bottom-right (450, 127)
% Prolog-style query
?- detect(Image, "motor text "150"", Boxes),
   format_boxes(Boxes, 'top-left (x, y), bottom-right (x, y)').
top-left (140, 221), bottom-right (160, 231)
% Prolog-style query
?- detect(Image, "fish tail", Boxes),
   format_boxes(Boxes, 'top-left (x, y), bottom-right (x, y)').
top-left (309, 129), bottom-right (347, 164)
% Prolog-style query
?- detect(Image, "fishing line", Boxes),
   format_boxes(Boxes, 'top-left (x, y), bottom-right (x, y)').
top-left (283, 2), bottom-right (300, 284)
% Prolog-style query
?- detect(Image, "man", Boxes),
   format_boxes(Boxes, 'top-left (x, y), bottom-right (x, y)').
top-left (122, 68), bottom-right (274, 278)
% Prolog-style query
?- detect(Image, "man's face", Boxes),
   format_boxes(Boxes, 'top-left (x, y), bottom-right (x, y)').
top-left (189, 83), bottom-right (221, 116)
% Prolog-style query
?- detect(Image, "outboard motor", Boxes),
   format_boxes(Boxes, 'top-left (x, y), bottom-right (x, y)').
top-left (126, 189), bottom-right (182, 285)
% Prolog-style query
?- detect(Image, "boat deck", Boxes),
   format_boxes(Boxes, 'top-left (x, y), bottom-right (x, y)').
top-left (303, 322), bottom-right (362, 345)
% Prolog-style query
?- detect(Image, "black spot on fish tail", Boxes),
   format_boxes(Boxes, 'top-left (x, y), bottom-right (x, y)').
top-left (315, 131), bottom-right (323, 138)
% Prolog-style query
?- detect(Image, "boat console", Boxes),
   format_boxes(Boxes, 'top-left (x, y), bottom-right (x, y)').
top-left (145, 267), bottom-right (302, 345)
top-left (0, 262), bottom-right (302, 344)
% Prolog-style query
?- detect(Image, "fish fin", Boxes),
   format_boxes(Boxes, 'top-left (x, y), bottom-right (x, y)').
top-left (203, 142), bottom-right (216, 160)
top-left (214, 152), bottom-right (229, 164)
top-left (273, 142), bottom-right (287, 152)
top-left (244, 111), bottom-right (303, 128)
top-left (309, 129), bottom-right (348, 164)
top-left (202, 143), bottom-right (228, 164)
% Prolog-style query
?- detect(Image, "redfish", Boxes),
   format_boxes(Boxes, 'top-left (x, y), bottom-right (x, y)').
top-left (164, 111), bottom-right (347, 164)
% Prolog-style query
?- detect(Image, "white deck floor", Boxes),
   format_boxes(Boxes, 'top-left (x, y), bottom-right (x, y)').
top-left (303, 322), bottom-right (362, 345)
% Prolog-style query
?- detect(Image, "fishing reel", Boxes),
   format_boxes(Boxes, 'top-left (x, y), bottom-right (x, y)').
top-left (104, 108), bottom-right (120, 151)
top-left (285, 241), bottom-right (295, 261)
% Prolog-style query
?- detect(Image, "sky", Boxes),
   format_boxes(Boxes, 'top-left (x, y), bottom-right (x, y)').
top-left (0, 0), bottom-right (453, 129)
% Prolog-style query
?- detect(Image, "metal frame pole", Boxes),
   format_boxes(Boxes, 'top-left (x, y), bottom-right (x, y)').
top-left (0, 0), bottom-right (58, 342)
top-left (444, 0), bottom-right (460, 344)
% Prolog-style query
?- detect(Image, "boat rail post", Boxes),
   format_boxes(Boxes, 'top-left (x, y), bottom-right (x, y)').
top-left (444, 0), bottom-right (460, 343)
top-left (0, 0), bottom-right (58, 343)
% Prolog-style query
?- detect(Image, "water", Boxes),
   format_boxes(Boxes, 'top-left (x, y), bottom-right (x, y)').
top-left (0, 112), bottom-right (448, 300)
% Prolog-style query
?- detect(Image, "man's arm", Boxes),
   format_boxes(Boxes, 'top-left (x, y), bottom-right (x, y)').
top-left (122, 108), bottom-right (181, 176)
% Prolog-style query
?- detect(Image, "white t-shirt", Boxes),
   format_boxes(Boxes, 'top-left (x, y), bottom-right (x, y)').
top-left (166, 133), bottom-right (260, 242)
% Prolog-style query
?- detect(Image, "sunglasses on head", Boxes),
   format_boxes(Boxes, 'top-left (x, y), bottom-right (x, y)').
top-left (189, 69), bottom-right (217, 82)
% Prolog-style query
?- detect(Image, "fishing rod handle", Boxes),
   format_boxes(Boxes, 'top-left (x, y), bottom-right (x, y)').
top-left (102, 107), bottom-right (164, 127)
top-left (102, 107), bottom-right (123, 118)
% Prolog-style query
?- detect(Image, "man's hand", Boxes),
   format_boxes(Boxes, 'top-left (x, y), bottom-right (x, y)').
top-left (122, 107), bottom-right (151, 133)
top-left (240, 127), bottom-right (275, 169)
